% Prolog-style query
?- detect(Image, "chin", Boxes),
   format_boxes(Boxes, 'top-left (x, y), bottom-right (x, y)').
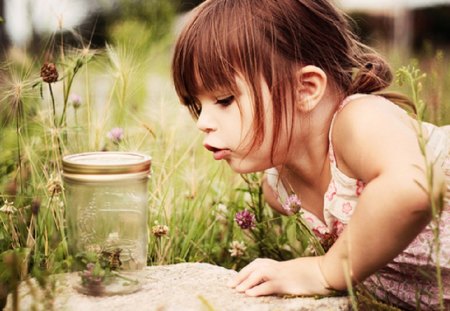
top-left (229, 167), bottom-right (258, 174)
top-left (226, 159), bottom-right (270, 174)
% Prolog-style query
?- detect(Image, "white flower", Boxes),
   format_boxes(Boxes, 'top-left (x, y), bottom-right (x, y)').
top-left (106, 232), bottom-right (120, 244)
top-left (214, 203), bottom-right (228, 222)
top-left (228, 240), bottom-right (247, 257)
top-left (0, 200), bottom-right (16, 214)
top-left (216, 203), bottom-right (228, 214)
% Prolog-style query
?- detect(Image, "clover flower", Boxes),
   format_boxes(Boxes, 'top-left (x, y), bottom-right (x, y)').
top-left (0, 200), bottom-right (16, 214)
top-left (282, 194), bottom-right (302, 214)
top-left (40, 62), bottom-right (59, 83)
top-left (228, 240), bottom-right (247, 257)
top-left (80, 262), bottom-right (104, 296)
top-left (234, 209), bottom-right (256, 229)
top-left (70, 93), bottom-right (82, 109)
top-left (152, 224), bottom-right (169, 238)
top-left (107, 127), bottom-right (124, 144)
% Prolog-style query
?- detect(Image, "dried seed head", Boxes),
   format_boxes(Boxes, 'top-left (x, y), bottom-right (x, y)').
top-left (40, 62), bottom-right (59, 83)
top-left (46, 174), bottom-right (63, 195)
top-left (31, 198), bottom-right (41, 215)
top-left (152, 224), bottom-right (169, 238)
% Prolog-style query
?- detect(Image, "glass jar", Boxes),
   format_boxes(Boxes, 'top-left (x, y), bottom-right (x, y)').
top-left (63, 152), bottom-right (151, 270)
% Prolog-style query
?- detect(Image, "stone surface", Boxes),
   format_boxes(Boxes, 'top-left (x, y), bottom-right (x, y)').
top-left (6, 263), bottom-right (349, 310)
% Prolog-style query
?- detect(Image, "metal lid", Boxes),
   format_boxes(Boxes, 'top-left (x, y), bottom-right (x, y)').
top-left (62, 152), bottom-right (151, 175)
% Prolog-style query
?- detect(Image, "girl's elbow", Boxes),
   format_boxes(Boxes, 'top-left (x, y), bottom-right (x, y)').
top-left (412, 164), bottom-right (446, 217)
top-left (399, 173), bottom-right (442, 219)
top-left (409, 191), bottom-right (434, 222)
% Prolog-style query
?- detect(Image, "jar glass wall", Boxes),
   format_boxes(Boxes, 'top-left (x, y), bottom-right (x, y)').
top-left (63, 152), bottom-right (151, 270)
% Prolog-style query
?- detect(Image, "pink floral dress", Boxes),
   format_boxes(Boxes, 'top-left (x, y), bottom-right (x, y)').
top-left (266, 94), bottom-right (450, 310)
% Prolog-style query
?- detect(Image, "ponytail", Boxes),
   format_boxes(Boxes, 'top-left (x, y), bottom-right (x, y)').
top-left (349, 53), bottom-right (392, 94)
top-left (349, 52), bottom-right (416, 113)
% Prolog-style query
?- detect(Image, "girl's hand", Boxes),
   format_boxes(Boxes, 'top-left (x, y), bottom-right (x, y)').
top-left (227, 256), bottom-right (332, 297)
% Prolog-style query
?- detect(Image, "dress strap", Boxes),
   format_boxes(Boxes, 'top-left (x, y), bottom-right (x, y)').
top-left (328, 94), bottom-right (368, 164)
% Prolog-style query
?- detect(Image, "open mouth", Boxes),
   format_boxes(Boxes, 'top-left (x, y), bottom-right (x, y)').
top-left (204, 144), bottom-right (221, 152)
top-left (204, 144), bottom-right (231, 160)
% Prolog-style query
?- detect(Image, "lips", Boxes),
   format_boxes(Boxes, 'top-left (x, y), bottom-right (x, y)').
top-left (204, 144), bottom-right (231, 160)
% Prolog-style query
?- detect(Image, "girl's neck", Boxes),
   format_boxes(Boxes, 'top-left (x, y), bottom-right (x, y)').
top-left (279, 91), bottom-right (340, 221)
top-left (280, 89), bottom-right (342, 221)
top-left (284, 89), bottom-right (341, 187)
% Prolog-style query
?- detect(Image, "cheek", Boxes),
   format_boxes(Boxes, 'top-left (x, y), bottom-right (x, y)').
top-left (233, 105), bottom-right (255, 147)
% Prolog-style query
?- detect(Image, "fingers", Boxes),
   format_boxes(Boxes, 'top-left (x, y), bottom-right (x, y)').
top-left (227, 257), bottom-right (332, 297)
top-left (235, 269), bottom-right (265, 293)
top-left (244, 281), bottom-right (276, 297)
top-left (227, 262), bottom-right (256, 288)
top-left (227, 259), bottom-right (279, 297)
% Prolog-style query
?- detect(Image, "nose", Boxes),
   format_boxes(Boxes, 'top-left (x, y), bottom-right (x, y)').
top-left (196, 109), bottom-right (217, 133)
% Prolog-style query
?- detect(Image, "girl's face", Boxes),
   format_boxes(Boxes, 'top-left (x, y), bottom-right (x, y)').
top-left (196, 77), bottom-right (289, 173)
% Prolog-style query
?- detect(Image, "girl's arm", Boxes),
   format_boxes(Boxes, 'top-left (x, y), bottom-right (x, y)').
top-left (228, 96), bottom-right (443, 297)
top-left (321, 96), bottom-right (441, 289)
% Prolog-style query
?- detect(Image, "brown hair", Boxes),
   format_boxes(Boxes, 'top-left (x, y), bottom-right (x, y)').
top-left (172, 0), bottom-right (412, 160)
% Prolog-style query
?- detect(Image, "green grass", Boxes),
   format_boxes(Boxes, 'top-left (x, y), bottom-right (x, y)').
top-left (0, 24), bottom-right (448, 310)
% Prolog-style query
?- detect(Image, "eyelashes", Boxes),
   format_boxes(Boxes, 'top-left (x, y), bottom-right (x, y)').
top-left (189, 94), bottom-right (235, 117)
top-left (216, 95), bottom-right (235, 107)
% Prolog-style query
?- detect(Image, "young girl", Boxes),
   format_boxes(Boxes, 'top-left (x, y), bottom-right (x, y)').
top-left (171, 0), bottom-right (450, 309)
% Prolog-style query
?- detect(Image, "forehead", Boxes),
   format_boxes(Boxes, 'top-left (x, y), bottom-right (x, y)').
top-left (174, 3), bottom-right (262, 98)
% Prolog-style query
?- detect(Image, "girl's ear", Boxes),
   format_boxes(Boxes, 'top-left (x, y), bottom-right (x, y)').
top-left (295, 65), bottom-right (327, 113)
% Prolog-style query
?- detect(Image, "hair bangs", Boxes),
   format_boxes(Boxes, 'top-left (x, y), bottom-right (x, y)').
top-left (172, 0), bottom-right (264, 118)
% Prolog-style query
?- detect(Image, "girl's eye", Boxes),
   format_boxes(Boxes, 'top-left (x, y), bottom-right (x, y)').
top-left (216, 95), bottom-right (234, 107)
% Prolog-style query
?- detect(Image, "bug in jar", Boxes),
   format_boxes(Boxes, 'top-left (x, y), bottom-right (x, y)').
top-left (100, 248), bottom-right (123, 270)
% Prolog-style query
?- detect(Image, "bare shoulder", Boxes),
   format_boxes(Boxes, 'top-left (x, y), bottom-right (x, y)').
top-left (331, 94), bottom-right (423, 182)
top-left (334, 95), bottom-right (410, 127)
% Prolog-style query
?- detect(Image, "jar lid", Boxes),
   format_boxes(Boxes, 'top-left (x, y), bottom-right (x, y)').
top-left (62, 152), bottom-right (151, 175)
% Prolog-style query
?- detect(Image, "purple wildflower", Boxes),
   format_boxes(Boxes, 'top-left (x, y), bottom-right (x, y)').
top-left (282, 194), bottom-right (302, 214)
top-left (107, 127), bottom-right (124, 144)
top-left (235, 209), bottom-right (256, 229)
top-left (70, 93), bottom-right (82, 109)
top-left (80, 262), bottom-right (104, 296)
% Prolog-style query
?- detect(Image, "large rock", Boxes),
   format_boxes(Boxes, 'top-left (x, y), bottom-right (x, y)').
top-left (6, 263), bottom-right (349, 310)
